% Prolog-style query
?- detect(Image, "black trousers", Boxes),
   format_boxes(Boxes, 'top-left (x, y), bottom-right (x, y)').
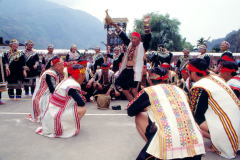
top-left (8, 88), bottom-right (22, 98)
top-left (24, 78), bottom-right (36, 95)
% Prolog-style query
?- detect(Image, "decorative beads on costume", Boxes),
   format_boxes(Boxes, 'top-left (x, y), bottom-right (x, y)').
top-left (190, 87), bottom-right (203, 113)
top-left (127, 89), bottom-right (145, 108)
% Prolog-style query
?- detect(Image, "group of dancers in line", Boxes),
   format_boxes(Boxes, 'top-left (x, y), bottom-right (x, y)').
top-left (1, 16), bottom-right (240, 160)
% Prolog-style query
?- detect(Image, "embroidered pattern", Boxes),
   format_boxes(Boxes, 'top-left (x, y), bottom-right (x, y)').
top-left (127, 89), bottom-right (145, 108)
top-left (145, 86), bottom-right (171, 159)
top-left (145, 85), bottom-right (200, 159)
top-left (190, 87), bottom-right (203, 113)
top-left (162, 85), bottom-right (199, 149)
top-left (207, 76), bottom-right (240, 107)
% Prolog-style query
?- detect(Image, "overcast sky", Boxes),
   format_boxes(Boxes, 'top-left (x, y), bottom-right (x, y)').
top-left (49, 0), bottom-right (240, 45)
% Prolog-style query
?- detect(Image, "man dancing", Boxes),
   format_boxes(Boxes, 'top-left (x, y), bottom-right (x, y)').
top-left (111, 16), bottom-right (151, 101)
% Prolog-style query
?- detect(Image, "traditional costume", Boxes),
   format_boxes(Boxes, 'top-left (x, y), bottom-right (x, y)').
top-left (196, 45), bottom-right (211, 68)
top-left (188, 59), bottom-right (240, 159)
top-left (65, 44), bottom-right (82, 61)
top-left (93, 64), bottom-right (114, 95)
top-left (23, 41), bottom-right (41, 95)
top-left (42, 44), bottom-right (55, 70)
top-left (127, 84), bottom-right (205, 160)
top-left (3, 39), bottom-right (26, 98)
top-left (228, 75), bottom-right (240, 99)
top-left (29, 57), bottom-right (61, 122)
top-left (92, 49), bottom-right (104, 73)
top-left (176, 55), bottom-right (191, 71)
top-left (115, 31), bottom-right (151, 90)
top-left (36, 64), bottom-right (86, 138)
top-left (0, 52), bottom-right (7, 104)
top-left (157, 51), bottom-right (173, 66)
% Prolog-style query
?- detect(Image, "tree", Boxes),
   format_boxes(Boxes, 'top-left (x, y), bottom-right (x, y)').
top-left (197, 37), bottom-right (209, 47)
top-left (133, 12), bottom-right (191, 51)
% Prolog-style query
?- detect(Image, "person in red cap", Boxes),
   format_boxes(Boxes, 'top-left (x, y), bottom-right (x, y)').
top-left (36, 64), bottom-right (87, 138)
top-left (27, 56), bottom-right (64, 122)
top-left (110, 16), bottom-right (152, 101)
top-left (188, 58), bottom-right (240, 159)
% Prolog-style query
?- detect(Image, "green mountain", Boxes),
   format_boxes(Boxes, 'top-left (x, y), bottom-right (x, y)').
top-left (0, 0), bottom-right (105, 49)
top-left (207, 30), bottom-right (240, 52)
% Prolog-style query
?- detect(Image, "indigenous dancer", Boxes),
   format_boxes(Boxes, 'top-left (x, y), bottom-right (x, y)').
top-left (42, 44), bottom-right (55, 70)
top-left (92, 47), bottom-right (104, 73)
top-left (28, 56), bottom-right (63, 122)
top-left (0, 51), bottom-right (7, 104)
top-left (228, 74), bottom-right (240, 99)
top-left (176, 48), bottom-right (191, 72)
top-left (65, 44), bottom-right (81, 61)
top-left (197, 45), bottom-right (210, 68)
top-left (218, 61), bottom-right (238, 82)
top-left (23, 40), bottom-right (41, 95)
top-left (36, 64), bottom-right (87, 138)
top-left (3, 39), bottom-right (26, 99)
top-left (92, 63), bottom-right (114, 96)
top-left (220, 41), bottom-right (233, 57)
top-left (188, 58), bottom-right (240, 159)
top-left (127, 67), bottom-right (205, 160)
top-left (107, 46), bottom-right (124, 73)
top-left (111, 16), bottom-right (151, 101)
top-left (156, 44), bottom-right (173, 66)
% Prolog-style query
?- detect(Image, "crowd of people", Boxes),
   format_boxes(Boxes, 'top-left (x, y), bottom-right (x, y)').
top-left (0, 16), bottom-right (240, 160)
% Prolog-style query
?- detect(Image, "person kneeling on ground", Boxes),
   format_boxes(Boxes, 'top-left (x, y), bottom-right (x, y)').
top-left (188, 58), bottom-right (240, 159)
top-left (36, 64), bottom-right (87, 138)
top-left (127, 67), bottom-right (205, 160)
top-left (28, 56), bottom-right (64, 122)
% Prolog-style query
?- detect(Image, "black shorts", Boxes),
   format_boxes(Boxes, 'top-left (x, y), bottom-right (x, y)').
top-left (115, 68), bottom-right (139, 90)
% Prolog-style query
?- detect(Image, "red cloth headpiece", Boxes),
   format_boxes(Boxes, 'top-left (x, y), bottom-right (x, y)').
top-left (181, 69), bottom-right (188, 74)
top-left (131, 32), bottom-right (141, 38)
top-left (67, 66), bottom-right (86, 80)
top-left (221, 55), bottom-right (235, 62)
top-left (161, 64), bottom-right (171, 68)
top-left (220, 67), bottom-right (237, 73)
top-left (52, 58), bottom-right (60, 65)
top-left (187, 64), bottom-right (207, 76)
